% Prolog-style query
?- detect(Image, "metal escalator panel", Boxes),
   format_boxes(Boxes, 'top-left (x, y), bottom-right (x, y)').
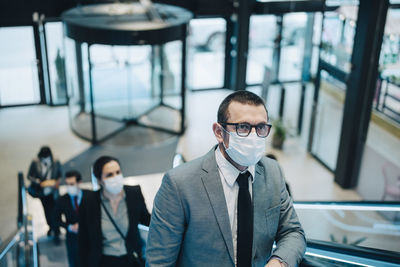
top-left (294, 202), bottom-right (400, 266)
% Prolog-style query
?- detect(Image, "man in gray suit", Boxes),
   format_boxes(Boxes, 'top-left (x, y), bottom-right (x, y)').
top-left (146, 91), bottom-right (306, 267)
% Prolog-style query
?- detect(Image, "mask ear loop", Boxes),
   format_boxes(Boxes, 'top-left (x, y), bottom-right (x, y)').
top-left (219, 124), bottom-right (231, 151)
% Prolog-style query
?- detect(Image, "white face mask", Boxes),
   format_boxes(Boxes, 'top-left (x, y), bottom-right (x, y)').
top-left (41, 156), bottom-right (52, 166)
top-left (223, 129), bottom-right (266, 167)
top-left (67, 185), bottom-right (79, 196)
top-left (103, 174), bottom-right (124, 195)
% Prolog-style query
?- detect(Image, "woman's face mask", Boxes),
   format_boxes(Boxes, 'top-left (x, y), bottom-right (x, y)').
top-left (103, 174), bottom-right (124, 195)
top-left (222, 127), bottom-right (266, 167)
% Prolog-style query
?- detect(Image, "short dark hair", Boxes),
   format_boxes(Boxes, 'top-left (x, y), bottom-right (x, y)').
top-left (92, 156), bottom-right (120, 180)
top-left (38, 146), bottom-right (53, 160)
top-left (217, 90), bottom-right (267, 124)
top-left (65, 170), bottom-right (82, 182)
top-left (266, 153), bottom-right (277, 160)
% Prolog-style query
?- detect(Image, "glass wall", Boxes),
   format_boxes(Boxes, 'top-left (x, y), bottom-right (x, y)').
top-left (310, 4), bottom-right (358, 171)
top-left (0, 27), bottom-right (40, 106)
top-left (279, 13), bottom-right (307, 81)
top-left (320, 6), bottom-right (357, 73)
top-left (311, 71), bottom-right (346, 170)
top-left (246, 13), bottom-right (308, 84)
top-left (45, 22), bottom-right (67, 105)
top-left (296, 203), bottom-right (400, 256)
top-left (187, 18), bottom-right (225, 89)
top-left (65, 38), bottom-right (94, 140)
top-left (246, 15), bottom-right (276, 84)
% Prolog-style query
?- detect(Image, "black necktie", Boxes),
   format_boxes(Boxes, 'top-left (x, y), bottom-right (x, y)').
top-left (236, 171), bottom-right (253, 267)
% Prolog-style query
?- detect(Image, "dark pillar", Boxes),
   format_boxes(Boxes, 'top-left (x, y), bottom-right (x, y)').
top-left (33, 22), bottom-right (46, 104)
top-left (235, 0), bottom-right (252, 90)
top-left (335, 0), bottom-right (389, 188)
top-left (225, 0), bottom-right (255, 91)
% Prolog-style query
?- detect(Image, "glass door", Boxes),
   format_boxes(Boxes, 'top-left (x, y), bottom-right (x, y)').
top-left (309, 6), bottom-right (358, 171)
top-left (0, 26), bottom-right (40, 106)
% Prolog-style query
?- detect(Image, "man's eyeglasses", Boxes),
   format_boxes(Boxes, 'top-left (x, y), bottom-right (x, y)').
top-left (220, 122), bottom-right (272, 138)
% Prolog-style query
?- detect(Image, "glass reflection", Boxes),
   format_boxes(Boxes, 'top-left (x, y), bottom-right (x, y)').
top-left (0, 26), bottom-right (40, 106)
top-left (296, 203), bottom-right (400, 254)
top-left (312, 70), bottom-right (345, 170)
top-left (45, 22), bottom-right (67, 105)
top-left (320, 7), bottom-right (357, 73)
top-left (188, 18), bottom-right (225, 89)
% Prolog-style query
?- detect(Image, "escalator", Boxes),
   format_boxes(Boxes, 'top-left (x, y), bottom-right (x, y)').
top-left (0, 173), bottom-right (39, 267)
top-left (297, 202), bottom-right (400, 267)
top-left (2, 172), bottom-right (400, 266)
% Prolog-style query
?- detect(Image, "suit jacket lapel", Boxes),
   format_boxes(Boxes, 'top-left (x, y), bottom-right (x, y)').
top-left (252, 162), bottom-right (273, 259)
top-left (200, 148), bottom-right (235, 264)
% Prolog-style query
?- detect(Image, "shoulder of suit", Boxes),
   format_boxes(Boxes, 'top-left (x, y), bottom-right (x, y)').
top-left (165, 155), bottom-right (205, 178)
top-left (59, 194), bottom-right (70, 200)
top-left (83, 189), bottom-right (100, 199)
top-left (123, 185), bottom-right (141, 193)
top-left (259, 156), bottom-right (279, 168)
top-left (57, 194), bottom-right (70, 204)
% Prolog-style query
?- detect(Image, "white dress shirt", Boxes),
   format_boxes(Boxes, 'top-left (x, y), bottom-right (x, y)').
top-left (215, 147), bottom-right (255, 266)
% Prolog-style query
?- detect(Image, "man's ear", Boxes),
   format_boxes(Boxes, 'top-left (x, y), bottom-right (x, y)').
top-left (213, 123), bottom-right (224, 144)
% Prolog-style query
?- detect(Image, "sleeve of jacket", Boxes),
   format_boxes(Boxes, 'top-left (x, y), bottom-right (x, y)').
top-left (271, 165), bottom-right (306, 267)
top-left (137, 186), bottom-right (151, 226)
top-left (54, 197), bottom-right (68, 230)
top-left (78, 193), bottom-right (89, 267)
top-left (145, 173), bottom-right (185, 267)
top-left (27, 161), bottom-right (40, 183)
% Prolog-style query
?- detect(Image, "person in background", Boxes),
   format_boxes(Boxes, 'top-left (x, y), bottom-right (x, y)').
top-left (54, 170), bottom-right (86, 267)
top-left (28, 146), bottom-right (62, 244)
top-left (146, 91), bottom-right (306, 267)
top-left (78, 156), bottom-right (150, 267)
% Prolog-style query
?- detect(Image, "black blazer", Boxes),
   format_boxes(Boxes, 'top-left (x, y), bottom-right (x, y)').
top-left (28, 159), bottom-right (62, 182)
top-left (54, 190), bottom-right (88, 232)
top-left (78, 185), bottom-right (150, 267)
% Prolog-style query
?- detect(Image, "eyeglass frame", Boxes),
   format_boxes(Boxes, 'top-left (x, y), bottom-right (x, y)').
top-left (219, 122), bottom-right (272, 138)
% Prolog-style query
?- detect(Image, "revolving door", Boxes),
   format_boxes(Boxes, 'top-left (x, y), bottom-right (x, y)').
top-left (62, 3), bottom-right (192, 143)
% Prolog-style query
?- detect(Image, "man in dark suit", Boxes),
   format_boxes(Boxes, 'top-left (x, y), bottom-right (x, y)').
top-left (54, 170), bottom-right (86, 267)
top-left (146, 91), bottom-right (306, 267)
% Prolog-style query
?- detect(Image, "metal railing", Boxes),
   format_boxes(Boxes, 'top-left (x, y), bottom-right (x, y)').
top-left (375, 75), bottom-right (400, 124)
top-left (0, 172), bottom-right (39, 267)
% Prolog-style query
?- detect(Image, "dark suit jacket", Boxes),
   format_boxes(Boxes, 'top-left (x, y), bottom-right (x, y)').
top-left (54, 190), bottom-right (88, 232)
top-left (27, 159), bottom-right (62, 197)
top-left (28, 159), bottom-right (62, 182)
top-left (78, 185), bottom-right (150, 267)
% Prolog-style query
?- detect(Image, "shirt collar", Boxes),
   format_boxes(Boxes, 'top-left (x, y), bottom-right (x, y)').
top-left (69, 188), bottom-right (82, 200)
top-left (215, 146), bottom-right (255, 187)
top-left (101, 188), bottom-right (125, 202)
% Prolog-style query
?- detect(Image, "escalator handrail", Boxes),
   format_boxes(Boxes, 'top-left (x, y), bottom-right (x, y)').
top-left (294, 201), bottom-right (400, 211)
top-left (306, 239), bottom-right (400, 265)
top-left (0, 229), bottom-right (20, 260)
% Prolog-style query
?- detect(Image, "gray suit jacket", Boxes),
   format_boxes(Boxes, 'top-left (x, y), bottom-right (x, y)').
top-left (146, 147), bottom-right (306, 267)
